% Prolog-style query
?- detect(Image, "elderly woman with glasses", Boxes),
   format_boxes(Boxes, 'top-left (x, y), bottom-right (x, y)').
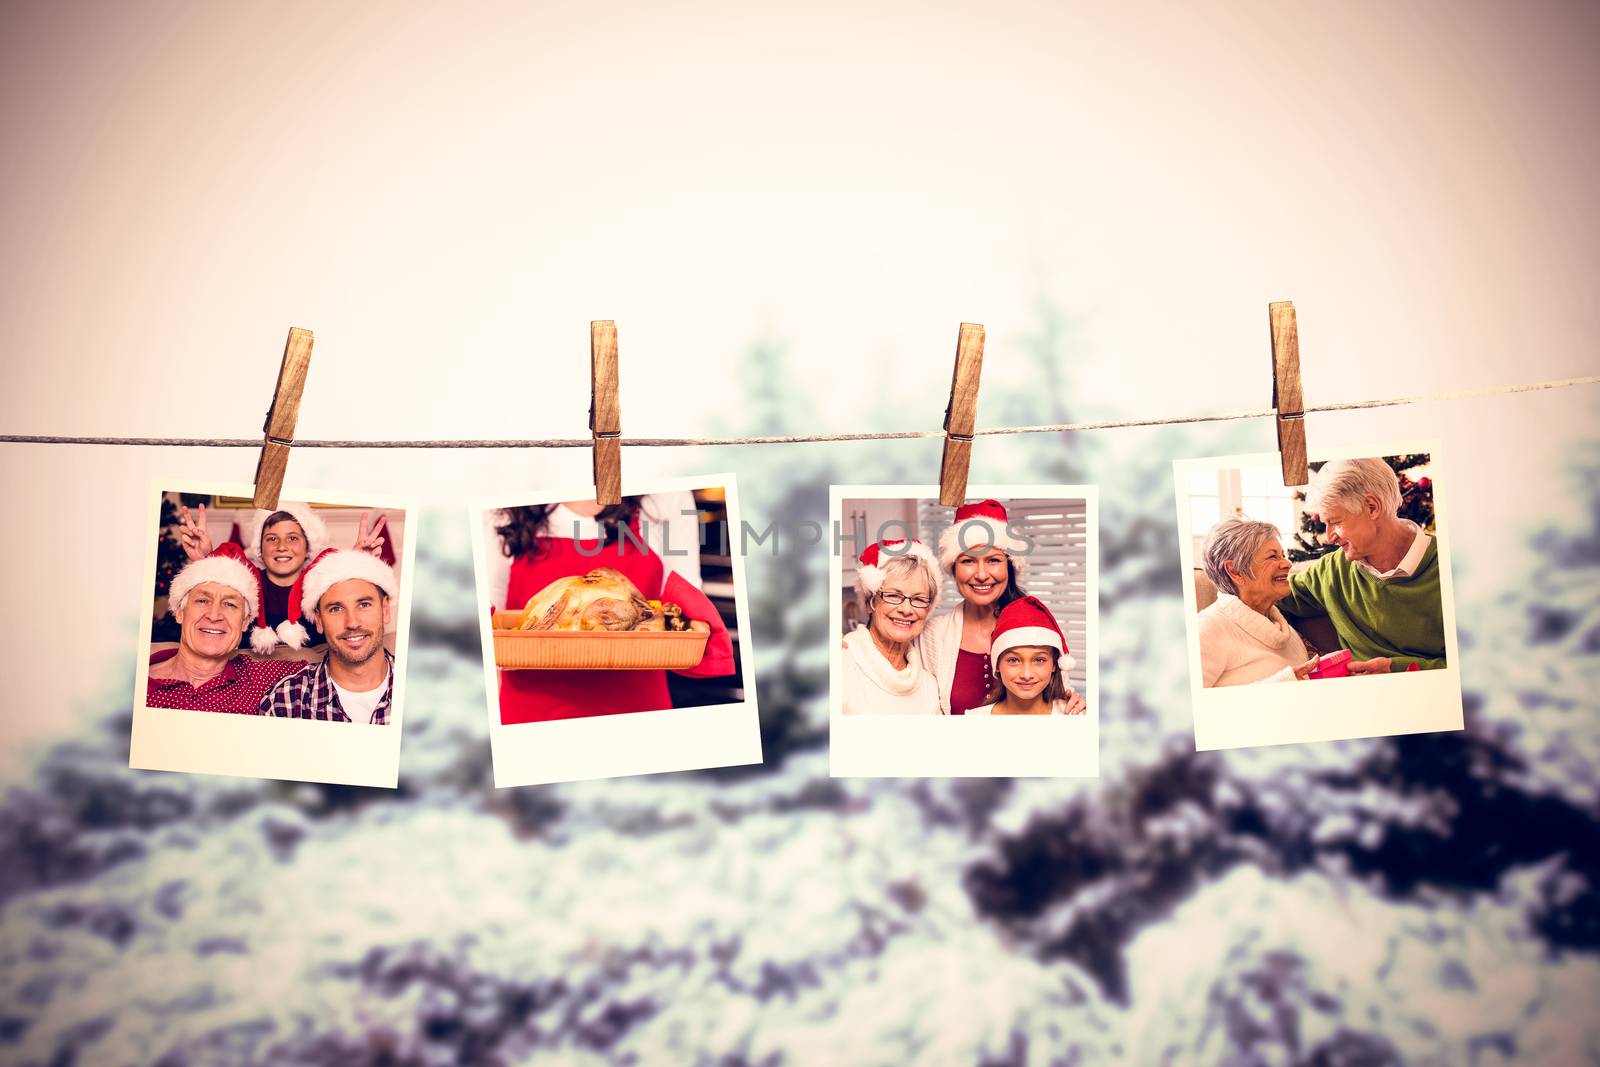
top-left (1197, 517), bottom-right (1319, 687)
top-left (840, 538), bottom-right (943, 715)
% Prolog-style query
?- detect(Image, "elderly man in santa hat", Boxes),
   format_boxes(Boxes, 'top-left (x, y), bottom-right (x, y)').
top-left (258, 549), bottom-right (400, 724)
top-left (147, 545), bottom-right (311, 713)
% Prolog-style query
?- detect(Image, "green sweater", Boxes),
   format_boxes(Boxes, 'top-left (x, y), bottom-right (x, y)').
top-left (1278, 538), bottom-right (1447, 671)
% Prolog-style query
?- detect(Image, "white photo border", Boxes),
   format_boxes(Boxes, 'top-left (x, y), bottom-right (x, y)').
top-left (130, 478), bottom-right (417, 787)
top-left (828, 483), bottom-right (1100, 778)
top-left (1173, 440), bottom-right (1464, 751)
top-left (470, 472), bottom-right (763, 787)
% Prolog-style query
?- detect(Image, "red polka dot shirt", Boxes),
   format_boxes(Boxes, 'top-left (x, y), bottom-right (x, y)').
top-left (146, 649), bottom-right (309, 714)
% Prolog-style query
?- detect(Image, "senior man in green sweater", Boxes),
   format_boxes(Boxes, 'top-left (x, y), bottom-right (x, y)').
top-left (1278, 457), bottom-right (1446, 674)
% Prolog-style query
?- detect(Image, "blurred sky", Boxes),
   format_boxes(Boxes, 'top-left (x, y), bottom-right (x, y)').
top-left (1, 0), bottom-right (1596, 771)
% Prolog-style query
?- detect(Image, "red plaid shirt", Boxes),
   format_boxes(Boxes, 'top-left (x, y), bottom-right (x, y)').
top-left (258, 650), bottom-right (395, 724)
top-left (146, 650), bottom-right (309, 713)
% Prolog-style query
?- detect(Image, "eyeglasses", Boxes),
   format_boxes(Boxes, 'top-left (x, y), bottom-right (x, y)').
top-left (876, 592), bottom-right (933, 611)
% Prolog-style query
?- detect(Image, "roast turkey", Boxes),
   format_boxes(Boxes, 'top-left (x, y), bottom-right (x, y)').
top-left (515, 568), bottom-right (709, 634)
top-left (517, 568), bottom-right (649, 631)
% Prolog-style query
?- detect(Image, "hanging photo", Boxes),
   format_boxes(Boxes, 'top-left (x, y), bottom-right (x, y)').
top-left (470, 473), bottom-right (761, 786)
top-left (130, 480), bottom-right (416, 787)
top-left (1173, 442), bottom-right (1463, 750)
top-left (829, 484), bottom-right (1099, 777)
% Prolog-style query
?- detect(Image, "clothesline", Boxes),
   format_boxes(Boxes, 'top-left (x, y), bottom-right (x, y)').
top-left (2, 374), bottom-right (1594, 449)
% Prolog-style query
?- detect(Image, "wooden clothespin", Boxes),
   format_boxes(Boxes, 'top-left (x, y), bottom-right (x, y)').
top-left (1268, 301), bottom-right (1308, 486)
top-left (589, 320), bottom-right (622, 506)
top-left (938, 322), bottom-right (986, 506)
top-left (253, 327), bottom-right (314, 510)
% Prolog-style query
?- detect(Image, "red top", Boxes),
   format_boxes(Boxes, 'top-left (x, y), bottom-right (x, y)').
top-left (146, 648), bottom-right (308, 713)
top-left (949, 647), bottom-right (994, 716)
top-left (499, 523), bottom-right (735, 724)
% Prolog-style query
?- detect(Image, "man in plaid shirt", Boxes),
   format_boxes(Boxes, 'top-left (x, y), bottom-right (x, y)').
top-left (259, 549), bottom-right (399, 725)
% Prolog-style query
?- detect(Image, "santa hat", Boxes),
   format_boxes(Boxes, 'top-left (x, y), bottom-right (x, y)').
top-left (855, 538), bottom-right (941, 607)
top-left (242, 502), bottom-right (328, 568)
top-left (266, 570), bottom-right (311, 652)
top-left (937, 499), bottom-right (1031, 574)
top-left (168, 543), bottom-right (281, 654)
top-left (988, 595), bottom-right (1075, 675)
top-left (298, 548), bottom-right (399, 620)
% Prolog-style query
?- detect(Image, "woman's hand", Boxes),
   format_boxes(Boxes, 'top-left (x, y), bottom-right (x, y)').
top-left (1060, 688), bottom-right (1088, 715)
top-left (1347, 656), bottom-right (1392, 675)
top-left (176, 504), bottom-right (212, 561)
top-left (353, 511), bottom-right (388, 557)
top-left (1291, 656), bottom-right (1319, 681)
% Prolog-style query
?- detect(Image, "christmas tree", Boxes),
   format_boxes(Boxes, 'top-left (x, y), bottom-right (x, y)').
top-left (1288, 453), bottom-right (1435, 562)
top-left (150, 493), bottom-right (211, 641)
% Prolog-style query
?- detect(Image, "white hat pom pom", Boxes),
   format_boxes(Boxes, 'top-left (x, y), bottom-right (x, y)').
top-left (250, 626), bottom-right (281, 655)
top-left (277, 619), bottom-right (310, 650)
top-left (857, 563), bottom-right (886, 597)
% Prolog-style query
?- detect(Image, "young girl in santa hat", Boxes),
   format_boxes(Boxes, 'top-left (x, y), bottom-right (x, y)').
top-left (918, 499), bottom-right (1035, 715)
top-left (966, 595), bottom-right (1088, 716)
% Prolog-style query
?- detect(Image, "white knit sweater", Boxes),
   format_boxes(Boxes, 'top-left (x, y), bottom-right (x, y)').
top-left (1196, 593), bottom-right (1309, 687)
top-left (840, 626), bottom-right (941, 715)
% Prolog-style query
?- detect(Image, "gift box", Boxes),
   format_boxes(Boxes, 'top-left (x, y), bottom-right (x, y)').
top-left (1308, 649), bottom-right (1353, 680)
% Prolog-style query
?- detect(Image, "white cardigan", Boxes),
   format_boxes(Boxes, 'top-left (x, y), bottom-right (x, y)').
top-left (1196, 594), bottom-right (1308, 687)
top-left (915, 608), bottom-right (965, 715)
top-left (841, 626), bottom-right (941, 715)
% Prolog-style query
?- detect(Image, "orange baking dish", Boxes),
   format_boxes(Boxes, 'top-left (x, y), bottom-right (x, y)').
top-left (490, 610), bottom-right (711, 670)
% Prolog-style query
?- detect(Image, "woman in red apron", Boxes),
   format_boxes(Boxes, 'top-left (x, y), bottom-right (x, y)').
top-left (492, 495), bottom-right (736, 723)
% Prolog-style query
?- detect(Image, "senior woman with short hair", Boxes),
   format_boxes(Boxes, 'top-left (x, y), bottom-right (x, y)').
top-left (1197, 517), bottom-right (1318, 687)
top-left (840, 539), bottom-right (943, 715)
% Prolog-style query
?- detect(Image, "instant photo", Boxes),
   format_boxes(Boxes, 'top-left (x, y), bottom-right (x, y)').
top-left (830, 484), bottom-right (1099, 778)
top-left (1174, 443), bottom-right (1463, 750)
top-left (130, 480), bottom-right (416, 787)
top-left (470, 473), bottom-right (762, 786)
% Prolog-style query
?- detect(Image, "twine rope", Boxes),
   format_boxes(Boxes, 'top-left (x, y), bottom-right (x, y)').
top-left (2, 374), bottom-right (1594, 449)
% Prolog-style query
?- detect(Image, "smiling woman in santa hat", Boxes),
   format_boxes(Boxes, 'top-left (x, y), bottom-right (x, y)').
top-left (840, 538), bottom-right (943, 715)
top-left (966, 596), bottom-right (1088, 716)
top-left (917, 499), bottom-right (1035, 715)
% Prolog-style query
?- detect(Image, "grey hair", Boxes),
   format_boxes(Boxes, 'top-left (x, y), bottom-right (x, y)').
top-left (1201, 518), bottom-right (1282, 596)
top-left (169, 581), bottom-right (246, 621)
top-left (855, 554), bottom-right (942, 618)
top-left (1306, 458), bottom-right (1402, 518)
